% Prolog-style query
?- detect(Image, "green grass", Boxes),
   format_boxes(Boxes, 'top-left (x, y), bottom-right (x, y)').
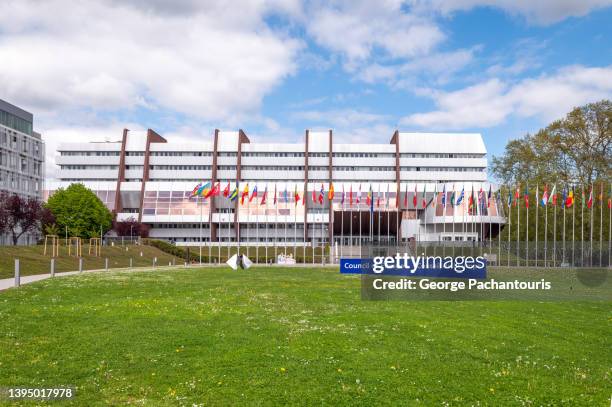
top-left (0, 244), bottom-right (181, 279)
top-left (0, 267), bottom-right (610, 405)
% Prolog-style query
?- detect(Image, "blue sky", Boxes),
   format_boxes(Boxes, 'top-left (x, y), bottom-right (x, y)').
top-left (0, 0), bottom-right (611, 178)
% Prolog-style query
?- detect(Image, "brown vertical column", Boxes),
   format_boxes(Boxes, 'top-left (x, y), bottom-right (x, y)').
top-left (234, 130), bottom-right (250, 243)
top-left (328, 129), bottom-right (333, 245)
top-left (113, 128), bottom-right (128, 214)
top-left (138, 129), bottom-right (166, 223)
top-left (391, 130), bottom-right (401, 241)
top-left (303, 130), bottom-right (309, 242)
top-left (210, 129), bottom-right (220, 242)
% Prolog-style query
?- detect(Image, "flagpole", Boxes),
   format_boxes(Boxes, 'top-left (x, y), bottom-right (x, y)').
top-left (295, 184), bottom-right (299, 261)
top-left (488, 184), bottom-right (492, 252)
top-left (544, 190), bottom-right (548, 268)
top-left (507, 189), bottom-right (511, 268)
top-left (274, 184), bottom-right (278, 262)
top-left (581, 185), bottom-right (584, 266)
top-left (525, 184), bottom-right (529, 267)
top-left (590, 183), bottom-right (593, 267)
top-left (516, 185), bottom-right (520, 267)
top-left (199, 195), bottom-right (202, 265)
top-left (572, 185), bottom-right (576, 267)
top-left (256, 185), bottom-right (260, 263)
top-left (340, 184), bottom-right (344, 259)
top-left (600, 183), bottom-right (603, 267)
top-left (553, 188), bottom-right (557, 267)
top-left (442, 185), bottom-right (446, 257)
top-left (359, 185), bottom-right (362, 251)
top-left (349, 185), bottom-right (353, 255)
top-left (208, 196), bottom-right (212, 264)
top-left (562, 187), bottom-right (566, 265)
top-left (497, 189), bottom-right (501, 265)
top-left (387, 185), bottom-right (390, 247)
top-left (452, 185), bottom-right (455, 258)
top-left (535, 185), bottom-right (539, 267)
top-left (608, 182), bottom-right (611, 268)
top-left (217, 191), bottom-right (221, 262)
top-left (265, 183), bottom-right (268, 263)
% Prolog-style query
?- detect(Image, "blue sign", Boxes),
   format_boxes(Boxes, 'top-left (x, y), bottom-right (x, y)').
top-left (340, 257), bottom-right (487, 279)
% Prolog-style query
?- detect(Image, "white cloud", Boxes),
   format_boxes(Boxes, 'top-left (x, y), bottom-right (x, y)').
top-left (400, 65), bottom-right (612, 129)
top-left (0, 0), bottom-right (302, 120)
top-left (305, 0), bottom-right (444, 67)
top-left (291, 108), bottom-right (390, 129)
top-left (416, 0), bottom-right (612, 24)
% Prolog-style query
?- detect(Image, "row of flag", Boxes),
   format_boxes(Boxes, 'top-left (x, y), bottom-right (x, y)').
top-left (190, 181), bottom-right (612, 211)
top-left (507, 184), bottom-right (612, 210)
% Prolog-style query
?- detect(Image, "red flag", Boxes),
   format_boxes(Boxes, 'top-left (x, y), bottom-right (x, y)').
top-left (349, 185), bottom-right (353, 207)
top-left (403, 187), bottom-right (408, 208)
top-left (395, 187), bottom-right (399, 208)
top-left (312, 188), bottom-right (316, 203)
top-left (223, 182), bottom-right (230, 198)
top-left (587, 186), bottom-right (593, 209)
top-left (412, 185), bottom-right (417, 207)
top-left (273, 185), bottom-right (277, 205)
top-left (261, 186), bottom-right (267, 205)
top-left (318, 184), bottom-right (324, 204)
top-left (376, 189), bottom-right (380, 208)
top-left (294, 185), bottom-right (300, 204)
top-left (205, 182), bottom-right (220, 198)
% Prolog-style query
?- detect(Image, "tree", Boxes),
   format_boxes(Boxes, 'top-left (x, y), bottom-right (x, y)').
top-left (113, 217), bottom-right (149, 238)
top-left (491, 100), bottom-right (612, 186)
top-left (0, 192), bottom-right (47, 245)
top-left (45, 183), bottom-right (113, 239)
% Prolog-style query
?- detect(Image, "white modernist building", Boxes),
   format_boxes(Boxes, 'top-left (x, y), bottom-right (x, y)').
top-left (47, 129), bottom-right (506, 247)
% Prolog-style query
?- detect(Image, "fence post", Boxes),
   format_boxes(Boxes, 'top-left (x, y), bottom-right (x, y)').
top-left (50, 258), bottom-right (55, 277)
top-left (129, 257), bottom-right (133, 268)
top-left (79, 257), bottom-right (83, 273)
top-left (105, 258), bottom-right (109, 272)
top-left (14, 259), bottom-right (20, 287)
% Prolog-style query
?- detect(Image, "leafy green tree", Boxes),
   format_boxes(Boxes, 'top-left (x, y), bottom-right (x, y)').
top-left (491, 100), bottom-right (611, 186)
top-left (45, 184), bottom-right (113, 239)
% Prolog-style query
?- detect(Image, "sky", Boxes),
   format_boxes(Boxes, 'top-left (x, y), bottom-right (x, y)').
top-left (0, 0), bottom-right (611, 179)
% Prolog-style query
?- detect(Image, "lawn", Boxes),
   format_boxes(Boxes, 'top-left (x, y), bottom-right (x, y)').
top-left (0, 244), bottom-right (181, 279)
top-left (0, 267), bottom-right (610, 405)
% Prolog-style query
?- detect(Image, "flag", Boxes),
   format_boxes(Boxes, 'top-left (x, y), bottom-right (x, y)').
top-left (513, 186), bottom-right (519, 207)
top-left (587, 186), bottom-right (593, 209)
top-left (432, 184), bottom-right (437, 208)
top-left (608, 185), bottom-right (611, 209)
top-left (318, 184), bottom-right (324, 204)
top-left (450, 186), bottom-right (456, 206)
top-left (412, 184), bottom-right (417, 207)
top-left (328, 183), bottom-right (335, 201)
top-left (223, 182), bottom-right (230, 198)
top-left (349, 185), bottom-right (353, 206)
top-left (369, 185), bottom-right (374, 214)
top-left (468, 186), bottom-right (474, 209)
top-left (241, 183), bottom-right (249, 204)
top-left (198, 181), bottom-right (212, 197)
top-left (376, 187), bottom-right (380, 208)
top-left (421, 185), bottom-right (427, 208)
top-left (273, 184), bottom-right (277, 205)
top-left (551, 185), bottom-right (557, 206)
top-left (521, 185), bottom-right (528, 208)
top-left (294, 184), bottom-right (300, 205)
top-left (284, 186), bottom-right (289, 203)
top-left (249, 185), bottom-right (258, 203)
top-left (562, 187), bottom-right (567, 208)
top-left (599, 183), bottom-right (604, 204)
top-left (404, 186), bottom-right (408, 208)
top-left (507, 192), bottom-right (512, 208)
top-left (395, 186), bottom-right (399, 208)
top-left (366, 185), bottom-right (372, 206)
top-left (190, 182), bottom-right (202, 197)
top-left (386, 185), bottom-right (390, 209)
top-left (311, 187), bottom-right (316, 203)
top-left (441, 184), bottom-right (447, 207)
top-left (341, 185), bottom-right (345, 205)
top-left (357, 185), bottom-right (362, 204)
top-left (456, 186), bottom-right (464, 206)
top-left (541, 185), bottom-right (549, 207)
top-left (229, 185), bottom-right (239, 202)
top-left (487, 185), bottom-right (492, 207)
top-left (261, 185), bottom-right (268, 205)
top-left (206, 182), bottom-right (220, 198)
top-left (581, 187), bottom-right (585, 208)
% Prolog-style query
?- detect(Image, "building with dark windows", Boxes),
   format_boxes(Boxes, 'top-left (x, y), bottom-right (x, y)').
top-left (0, 99), bottom-right (45, 244)
top-left (46, 129), bottom-right (506, 247)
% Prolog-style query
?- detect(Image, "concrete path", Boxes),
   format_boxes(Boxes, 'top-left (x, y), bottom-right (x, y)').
top-left (0, 262), bottom-right (338, 292)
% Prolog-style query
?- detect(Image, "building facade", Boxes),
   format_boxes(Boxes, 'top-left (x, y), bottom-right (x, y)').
top-left (0, 99), bottom-right (45, 244)
top-left (47, 129), bottom-right (506, 247)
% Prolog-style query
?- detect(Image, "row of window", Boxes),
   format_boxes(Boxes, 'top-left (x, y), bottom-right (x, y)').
top-left (150, 151), bottom-right (211, 156)
top-left (0, 110), bottom-right (33, 135)
top-left (60, 151), bottom-right (120, 156)
top-left (0, 128), bottom-right (43, 157)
